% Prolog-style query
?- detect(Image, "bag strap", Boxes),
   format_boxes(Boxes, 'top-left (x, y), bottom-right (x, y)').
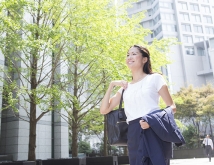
top-left (118, 89), bottom-right (125, 119)
top-left (119, 89), bottom-right (125, 110)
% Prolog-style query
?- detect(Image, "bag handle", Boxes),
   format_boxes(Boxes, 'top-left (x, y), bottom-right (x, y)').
top-left (119, 89), bottom-right (125, 109)
top-left (118, 89), bottom-right (125, 119)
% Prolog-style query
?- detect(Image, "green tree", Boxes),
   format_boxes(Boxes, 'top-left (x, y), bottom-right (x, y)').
top-left (182, 125), bottom-right (198, 148)
top-left (0, 0), bottom-right (178, 160)
top-left (197, 84), bottom-right (214, 138)
top-left (174, 85), bottom-right (201, 146)
top-left (0, 0), bottom-right (75, 161)
top-left (174, 84), bottom-right (214, 146)
top-left (58, 0), bottom-right (178, 157)
top-left (78, 141), bottom-right (92, 155)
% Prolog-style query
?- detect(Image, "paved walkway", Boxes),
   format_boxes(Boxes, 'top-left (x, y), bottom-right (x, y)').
top-left (171, 158), bottom-right (212, 165)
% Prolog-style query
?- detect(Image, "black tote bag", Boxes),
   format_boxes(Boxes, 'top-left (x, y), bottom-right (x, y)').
top-left (106, 89), bottom-right (128, 146)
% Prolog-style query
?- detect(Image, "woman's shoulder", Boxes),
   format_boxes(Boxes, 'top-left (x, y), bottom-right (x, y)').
top-left (147, 73), bottom-right (165, 83)
top-left (149, 73), bottom-right (163, 78)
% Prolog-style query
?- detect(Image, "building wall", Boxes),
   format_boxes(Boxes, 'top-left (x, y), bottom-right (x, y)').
top-left (0, 109), bottom-right (68, 161)
top-left (0, 20), bottom-right (69, 161)
top-left (127, 0), bottom-right (214, 93)
top-left (53, 111), bottom-right (69, 159)
top-left (209, 37), bottom-right (214, 79)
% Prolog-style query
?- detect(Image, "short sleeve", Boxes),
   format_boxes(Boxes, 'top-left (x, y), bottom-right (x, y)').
top-left (154, 74), bottom-right (167, 91)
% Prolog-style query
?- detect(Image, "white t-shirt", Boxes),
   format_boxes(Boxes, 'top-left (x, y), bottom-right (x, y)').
top-left (203, 138), bottom-right (213, 149)
top-left (118, 73), bottom-right (166, 123)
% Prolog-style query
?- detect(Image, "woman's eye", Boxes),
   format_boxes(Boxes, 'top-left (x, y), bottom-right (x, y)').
top-left (127, 54), bottom-right (129, 57)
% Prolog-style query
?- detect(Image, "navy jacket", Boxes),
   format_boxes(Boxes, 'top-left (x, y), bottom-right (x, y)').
top-left (136, 107), bottom-right (185, 165)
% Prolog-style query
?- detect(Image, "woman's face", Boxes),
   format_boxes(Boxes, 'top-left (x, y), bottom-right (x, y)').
top-left (126, 47), bottom-right (146, 71)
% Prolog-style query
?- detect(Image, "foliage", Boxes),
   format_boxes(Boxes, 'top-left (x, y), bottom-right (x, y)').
top-left (60, 0), bottom-right (179, 157)
top-left (0, 0), bottom-right (74, 160)
top-left (79, 108), bottom-right (104, 139)
top-left (175, 119), bottom-right (187, 132)
top-left (174, 84), bottom-right (214, 148)
top-left (78, 141), bottom-right (92, 154)
top-left (174, 85), bottom-right (199, 121)
top-left (182, 125), bottom-right (198, 148)
top-left (0, 0), bottom-right (179, 159)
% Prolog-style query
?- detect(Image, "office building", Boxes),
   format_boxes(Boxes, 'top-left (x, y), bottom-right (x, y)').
top-left (127, 0), bottom-right (214, 92)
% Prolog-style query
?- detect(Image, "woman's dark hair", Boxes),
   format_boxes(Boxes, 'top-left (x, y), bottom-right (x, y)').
top-left (130, 45), bottom-right (153, 74)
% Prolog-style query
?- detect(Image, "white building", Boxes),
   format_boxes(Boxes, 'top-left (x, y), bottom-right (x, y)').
top-left (127, 0), bottom-right (214, 92)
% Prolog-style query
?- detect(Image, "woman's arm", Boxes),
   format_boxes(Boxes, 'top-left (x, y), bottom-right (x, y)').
top-left (100, 80), bottom-right (128, 115)
top-left (158, 85), bottom-right (176, 113)
top-left (140, 84), bottom-right (176, 130)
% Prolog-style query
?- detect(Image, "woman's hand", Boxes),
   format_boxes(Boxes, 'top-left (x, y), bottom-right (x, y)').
top-left (100, 80), bottom-right (128, 115)
top-left (110, 80), bottom-right (128, 89)
top-left (139, 120), bottom-right (150, 129)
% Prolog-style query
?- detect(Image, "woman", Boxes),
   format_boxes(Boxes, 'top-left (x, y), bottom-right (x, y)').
top-left (100, 45), bottom-right (176, 165)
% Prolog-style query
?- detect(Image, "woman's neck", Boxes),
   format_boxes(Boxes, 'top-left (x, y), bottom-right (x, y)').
top-left (131, 71), bottom-right (147, 83)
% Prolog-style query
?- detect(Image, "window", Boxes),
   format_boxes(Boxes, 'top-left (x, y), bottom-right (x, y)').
top-left (195, 36), bottom-right (204, 42)
top-left (210, 38), bottom-right (214, 48)
top-left (193, 25), bottom-right (203, 33)
top-left (151, 31), bottom-right (154, 38)
top-left (183, 35), bottom-right (193, 43)
top-left (178, 2), bottom-right (188, 10)
top-left (197, 48), bottom-right (205, 56)
top-left (191, 14), bottom-right (201, 22)
top-left (136, 2), bottom-right (143, 9)
top-left (153, 3), bottom-right (159, 13)
top-left (147, 0), bottom-right (152, 5)
top-left (181, 24), bottom-right (191, 32)
top-left (185, 47), bottom-right (195, 55)
top-left (161, 13), bottom-right (175, 21)
top-left (201, 5), bottom-right (210, 13)
top-left (203, 16), bottom-right (212, 23)
top-left (148, 0), bottom-right (155, 5)
top-left (202, 0), bottom-right (209, 3)
top-left (162, 24), bottom-right (177, 32)
top-left (154, 14), bottom-right (161, 24)
top-left (190, 4), bottom-right (199, 11)
top-left (180, 13), bottom-right (189, 21)
top-left (149, 20), bottom-right (153, 26)
top-left (154, 25), bottom-right (162, 36)
top-left (159, 2), bottom-right (173, 9)
top-left (205, 27), bottom-right (214, 34)
top-left (148, 9), bottom-right (153, 16)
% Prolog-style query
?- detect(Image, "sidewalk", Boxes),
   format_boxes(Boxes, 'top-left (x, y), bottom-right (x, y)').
top-left (171, 158), bottom-right (212, 165)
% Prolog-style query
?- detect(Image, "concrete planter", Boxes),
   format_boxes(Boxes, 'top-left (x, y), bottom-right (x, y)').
top-left (0, 156), bottom-right (129, 165)
top-left (86, 156), bottom-right (117, 165)
top-left (173, 148), bottom-right (212, 159)
top-left (118, 156), bottom-right (129, 165)
top-left (41, 158), bottom-right (79, 165)
top-left (0, 161), bottom-right (35, 165)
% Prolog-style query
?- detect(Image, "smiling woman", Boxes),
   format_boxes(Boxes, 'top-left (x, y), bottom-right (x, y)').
top-left (100, 45), bottom-right (178, 165)
top-left (126, 45), bottom-right (152, 81)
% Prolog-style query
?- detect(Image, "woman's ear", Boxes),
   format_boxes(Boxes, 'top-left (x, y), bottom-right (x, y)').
top-left (142, 57), bottom-right (148, 64)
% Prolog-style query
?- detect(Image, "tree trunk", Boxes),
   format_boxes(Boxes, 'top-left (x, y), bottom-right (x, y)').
top-left (104, 115), bottom-right (108, 156)
top-left (196, 122), bottom-right (200, 147)
top-left (28, 102), bottom-right (37, 161)
top-left (28, 42), bottom-right (38, 160)
top-left (71, 109), bottom-right (78, 157)
top-left (124, 146), bottom-right (128, 156)
top-left (71, 57), bottom-right (79, 157)
top-left (208, 115), bottom-right (213, 138)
